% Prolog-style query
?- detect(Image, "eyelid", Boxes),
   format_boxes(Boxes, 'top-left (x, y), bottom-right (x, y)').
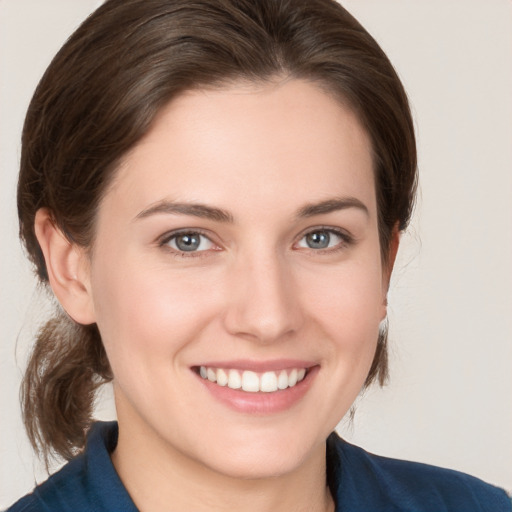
top-left (157, 228), bottom-right (221, 257)
top-left (156, 225), bottom-right (355, 258)
top-left (293, 226), bottom-right (355, 251)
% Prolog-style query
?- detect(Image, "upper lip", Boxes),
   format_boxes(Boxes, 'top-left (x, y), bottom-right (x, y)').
top-left (193, 359), bottom-right (317, 372)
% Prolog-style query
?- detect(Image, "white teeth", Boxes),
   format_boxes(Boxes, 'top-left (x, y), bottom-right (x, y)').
top-left (228, 369), bottom-right (242, 389)
top-left (260, 371), bottom-right (278, 392)
top-left (199, 366), bottom-right (308, 393)
top-left (277, 370), bottom-right (288, 390)
top-left (242, 371), bottom-right (260, 392)
top-left (288, 368), bottom-right (298, 387)
top-left (216, 368), bottom-right (228, 386)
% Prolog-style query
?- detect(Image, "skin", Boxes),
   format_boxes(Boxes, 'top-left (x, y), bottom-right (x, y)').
top-left (36, 78), bottom-right (398, 512)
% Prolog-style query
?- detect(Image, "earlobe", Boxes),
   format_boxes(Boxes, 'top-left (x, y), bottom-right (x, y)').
top-left (34, 208), bottom-right (96, 325)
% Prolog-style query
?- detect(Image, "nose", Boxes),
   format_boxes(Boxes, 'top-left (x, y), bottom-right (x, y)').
top-left (222, 250), bottom-right (303, 344)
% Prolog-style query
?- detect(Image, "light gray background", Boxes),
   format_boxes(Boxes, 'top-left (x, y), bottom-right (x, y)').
top-left (1, 0), bottom-right (511, 507)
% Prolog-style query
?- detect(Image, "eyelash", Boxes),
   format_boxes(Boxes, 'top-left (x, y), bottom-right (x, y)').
top-left (158, 229), bottom-right (217, 259)
top-left (158, 227), bottom-right (354, 259)
top-left (296, 227), bottom-right (354, 254)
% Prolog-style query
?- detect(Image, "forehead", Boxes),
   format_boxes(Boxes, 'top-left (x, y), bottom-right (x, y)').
top-left (102, 79), bottom-right (376, 222)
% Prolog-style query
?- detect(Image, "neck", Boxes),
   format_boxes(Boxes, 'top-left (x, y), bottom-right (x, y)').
top-left (111, 419), bottom-right (334, 512)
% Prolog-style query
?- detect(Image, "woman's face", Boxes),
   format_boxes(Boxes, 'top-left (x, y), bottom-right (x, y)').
top-left (85, 79), bottom-right (391, 478)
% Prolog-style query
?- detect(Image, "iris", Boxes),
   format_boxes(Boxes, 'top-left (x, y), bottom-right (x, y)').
top-left (305, 231), bottom-right (331, 249)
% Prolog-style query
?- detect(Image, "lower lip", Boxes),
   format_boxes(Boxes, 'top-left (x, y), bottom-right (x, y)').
top-left (195, 366), bottom-right (319, 414)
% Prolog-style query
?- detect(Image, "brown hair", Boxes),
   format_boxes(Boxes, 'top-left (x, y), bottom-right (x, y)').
top-left (18, 0), bottom-right (417, 463)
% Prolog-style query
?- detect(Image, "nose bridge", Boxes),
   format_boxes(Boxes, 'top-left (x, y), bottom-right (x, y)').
top-left (223, 245), bottom-right (302, 343)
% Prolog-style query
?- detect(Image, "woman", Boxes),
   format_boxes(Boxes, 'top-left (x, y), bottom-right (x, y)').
top-left (5, 0), bottom-right (510, 510)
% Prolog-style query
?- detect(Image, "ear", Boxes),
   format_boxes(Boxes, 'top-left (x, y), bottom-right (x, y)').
top-left (381, 223), bottom-right (401, 319)
top-left (34, 208), bottom-right (96, 325)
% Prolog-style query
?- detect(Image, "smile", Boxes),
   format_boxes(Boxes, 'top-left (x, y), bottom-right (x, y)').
top-left (199, 366), bottom-right (307, 393)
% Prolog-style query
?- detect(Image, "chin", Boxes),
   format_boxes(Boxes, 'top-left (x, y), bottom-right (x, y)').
top-left (186, 423), bottom-right (327, 480)
top-left (205, 449), bottom-right (311, 481)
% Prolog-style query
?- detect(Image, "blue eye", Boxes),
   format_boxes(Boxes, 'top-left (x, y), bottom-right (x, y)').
top-left (164, 232), bottom-right (214, 252)
top-left (297, 229), bottom-right (344, 250)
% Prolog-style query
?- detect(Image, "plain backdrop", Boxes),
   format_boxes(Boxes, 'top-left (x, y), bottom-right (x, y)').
top-left (1, 0), bottom-right (511, 507)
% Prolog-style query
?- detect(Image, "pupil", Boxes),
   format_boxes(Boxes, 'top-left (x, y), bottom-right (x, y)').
top-left (176, 233), bottom-right (200, 251)
top-left (307, 231), bottom-right (329, 249)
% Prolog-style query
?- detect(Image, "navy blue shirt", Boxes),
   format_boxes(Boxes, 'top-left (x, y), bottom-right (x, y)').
top-left (6, 421), bottom-right (511, 511)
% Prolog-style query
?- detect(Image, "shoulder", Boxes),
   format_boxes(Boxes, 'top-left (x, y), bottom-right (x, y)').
top-left (327, 432), bottom-right (511, 512)
top-left (4, 454), bottom-right (89, 512)
top-left (4, 422), bottom-right (137, 512)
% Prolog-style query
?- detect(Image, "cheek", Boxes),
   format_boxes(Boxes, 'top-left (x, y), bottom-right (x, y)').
top-left (289, 251), bottom-right (385, 430)
top-left (299, 257), bottom-right (384, 403)
top-left (302, 256), bottom-right (385, 341)
top-left (89, 252), bottom-right (223, 368)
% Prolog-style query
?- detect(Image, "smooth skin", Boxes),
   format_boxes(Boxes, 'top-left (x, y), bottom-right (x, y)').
top-left (35, 78), bottom-right (399, 512)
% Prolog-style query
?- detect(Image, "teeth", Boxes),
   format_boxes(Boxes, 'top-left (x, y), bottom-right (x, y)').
top-left (216, 368), bottom-right (228, 386)
top-left (260, 371), bottom-right (278, 393)
top-left (277, 370), bottom-right (288, 390)
top-left (241, 371), bottom-right (259, 392)
top-left (228, 369), bottom-right (242, 389)
top-left (199, 366), bottom-right (308, 392)
top-left (207, 367), bottom-right (216, 382)
top-left (288, 368), bottom-right (298, 387)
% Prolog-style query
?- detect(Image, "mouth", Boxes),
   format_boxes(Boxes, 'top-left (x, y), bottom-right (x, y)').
top-left (196, 365), bottom-right (308, 393)
top-left (192, 361), bottom-right (318, 414)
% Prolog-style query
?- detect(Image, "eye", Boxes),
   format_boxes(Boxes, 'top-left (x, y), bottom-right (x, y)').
top-left (296, 229), bottom-right (346, 250)
top-left (163, 231), bottom-right (215, 253)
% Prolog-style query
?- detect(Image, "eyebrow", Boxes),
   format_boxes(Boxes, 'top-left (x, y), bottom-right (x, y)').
top-left (295, 197), bottom-right (369, 219)
top-left (136, 201), bottom-right (234, 223)
top-left (135, 196), bottom-right (368, 223)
